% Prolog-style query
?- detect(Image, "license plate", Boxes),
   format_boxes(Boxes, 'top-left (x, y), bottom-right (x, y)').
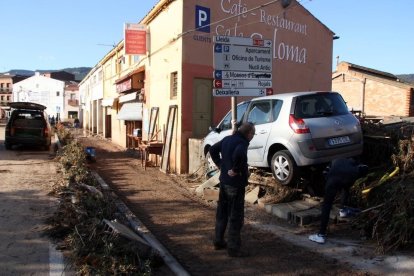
top-left (328, 136), bottom-right (350, 146)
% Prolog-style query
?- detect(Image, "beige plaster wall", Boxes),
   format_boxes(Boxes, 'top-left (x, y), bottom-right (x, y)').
top-left (143, 0), bottom-right (183, 173)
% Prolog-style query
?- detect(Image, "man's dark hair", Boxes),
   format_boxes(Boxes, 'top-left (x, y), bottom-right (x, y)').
top-left (238, 122), bottom-right (255, 137)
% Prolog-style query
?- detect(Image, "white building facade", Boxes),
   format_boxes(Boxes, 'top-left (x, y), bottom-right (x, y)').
top-left (12, 72), bottom-right (65, 120)
top-left (79, 66), bottom-right (103, 134)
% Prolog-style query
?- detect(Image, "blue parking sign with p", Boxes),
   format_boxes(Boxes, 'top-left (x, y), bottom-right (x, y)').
top-left (195, 5), bottom-right (210, 33)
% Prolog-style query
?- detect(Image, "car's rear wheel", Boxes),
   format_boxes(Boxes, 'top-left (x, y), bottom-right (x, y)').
top-left (271, 150), bottom-right (297, 186)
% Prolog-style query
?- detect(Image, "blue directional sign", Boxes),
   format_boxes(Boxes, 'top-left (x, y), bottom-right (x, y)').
top-left (213, 36), bottom-right (273, 97)
top-left (214, 44), bottom-right (222, 53)
top-left (214, 70), bottom-right (222, 79)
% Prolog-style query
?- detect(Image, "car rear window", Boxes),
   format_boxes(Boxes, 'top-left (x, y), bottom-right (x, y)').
top-left (12, 111), bottom-right (45, 127)
top-left (294, 93), bottom-right (349, 118)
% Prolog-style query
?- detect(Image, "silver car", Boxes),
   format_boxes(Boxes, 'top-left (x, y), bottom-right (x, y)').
top-left (202, 91), bottom-right (363, 185)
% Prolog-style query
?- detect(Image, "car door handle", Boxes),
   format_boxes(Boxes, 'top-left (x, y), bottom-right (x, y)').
top-left (259, 130), bottom-right (267, 134)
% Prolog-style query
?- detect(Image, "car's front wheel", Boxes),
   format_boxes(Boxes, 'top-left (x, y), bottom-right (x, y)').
top-left (270, 150), bottom-right (297, 186)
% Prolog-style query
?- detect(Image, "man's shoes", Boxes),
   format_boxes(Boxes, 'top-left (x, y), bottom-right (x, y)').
top-left (213, 241), bottom-right (227, 250)
top-left (308, 233), bottom-right (326, 244)
top-left (339, 208), bottom-right (351, 218)
top-left (228, 248), bottom-right (249, 257)
top-left (339, 207), bottom-right (360, 218)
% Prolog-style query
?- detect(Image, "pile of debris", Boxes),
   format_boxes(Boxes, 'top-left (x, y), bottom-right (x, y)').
top-left (46, 136), bottom-right (162, 274)
top-left (352, 138), bottom-right (414, 253)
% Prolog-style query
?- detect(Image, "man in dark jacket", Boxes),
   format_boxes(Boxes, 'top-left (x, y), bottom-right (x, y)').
top-left (309, 158), bottom-right (368, 244)
top-left (209, 122), bottom-right (255, 257)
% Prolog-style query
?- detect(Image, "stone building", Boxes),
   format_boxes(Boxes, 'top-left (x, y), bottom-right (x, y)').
top-left (332, 61), bottom-right (414, 117)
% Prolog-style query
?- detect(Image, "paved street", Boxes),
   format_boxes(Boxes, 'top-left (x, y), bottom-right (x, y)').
top-left (0, 123), bottom-right (66, 275)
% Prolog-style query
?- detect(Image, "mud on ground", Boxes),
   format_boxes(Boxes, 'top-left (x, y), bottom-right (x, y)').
top-left (72, 134), bottom-right (380, 276)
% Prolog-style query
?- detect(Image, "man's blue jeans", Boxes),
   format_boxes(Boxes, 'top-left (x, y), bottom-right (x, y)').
top-left (214, 184), bottom-right (245, 251)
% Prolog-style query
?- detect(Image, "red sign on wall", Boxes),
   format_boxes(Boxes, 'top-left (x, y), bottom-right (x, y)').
top-left (124, 23), bottom-right (147, 55)
top-left (116, 79), bottom-right (132, 93)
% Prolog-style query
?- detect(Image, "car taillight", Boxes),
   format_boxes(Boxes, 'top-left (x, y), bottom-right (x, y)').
top-left (10, 127), bottom-right (15, 136)
top-left (289, 114), bottom-right (310, 134)
top-left (44, 127), bottom-right (49, 137)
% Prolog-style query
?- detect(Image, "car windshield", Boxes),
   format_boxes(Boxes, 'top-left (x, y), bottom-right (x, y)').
top-left (219, 101), bottom-right (249, 131)
top-left (294, 93), bottom-right (349, 118)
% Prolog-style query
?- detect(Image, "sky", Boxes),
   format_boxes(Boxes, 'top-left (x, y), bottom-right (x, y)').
top-left (0, 0), bottom-right (159, 72)
top-left (1, 0), bottom-right (413, 75)
top-left (302, 0), bottom-right (414, 75)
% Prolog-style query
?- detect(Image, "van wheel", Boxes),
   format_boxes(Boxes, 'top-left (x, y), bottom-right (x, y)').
top-left (271, 150), bottom-right (297, 186)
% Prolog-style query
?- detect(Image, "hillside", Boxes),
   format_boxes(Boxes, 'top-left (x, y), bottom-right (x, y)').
top-left (397, 74), bottom-right (414, 84)
top-left (7, 67), bottom-right (92, 81)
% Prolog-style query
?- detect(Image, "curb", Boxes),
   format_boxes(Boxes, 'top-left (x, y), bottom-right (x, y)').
top-left (92, 171), bottom-right (190, 276)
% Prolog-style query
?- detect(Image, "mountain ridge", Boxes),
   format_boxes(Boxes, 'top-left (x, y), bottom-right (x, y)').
top-left (5, 67), bottom-right (92, 82)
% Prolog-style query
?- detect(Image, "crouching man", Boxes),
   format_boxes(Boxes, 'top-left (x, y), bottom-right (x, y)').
top-left (309, 158), bottom-right (368, 244)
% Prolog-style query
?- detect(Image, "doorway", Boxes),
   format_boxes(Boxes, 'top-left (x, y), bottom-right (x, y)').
top-left (192, 78), bottom-right (213, 138)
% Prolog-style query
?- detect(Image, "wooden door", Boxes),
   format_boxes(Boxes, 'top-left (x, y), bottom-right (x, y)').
top-left (105, 114), bottom-right (111, 138)
top-left (193, 78), bottom-right (213, 138)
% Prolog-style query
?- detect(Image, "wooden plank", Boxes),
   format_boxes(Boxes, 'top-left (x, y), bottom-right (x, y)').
top-left (160, 105), bottom-right (177, 173)
top-left (195, 172), bottom-right (220, 196)
top-left (245, 186), bottom-right (260, 204)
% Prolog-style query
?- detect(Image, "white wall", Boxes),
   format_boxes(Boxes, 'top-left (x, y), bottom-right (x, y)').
top-left (12, 73), bottom-right (65, 119)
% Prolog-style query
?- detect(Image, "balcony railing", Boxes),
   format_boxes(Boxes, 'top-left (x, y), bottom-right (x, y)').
top-left (0, 88), bottom-right (12, 93)
top-left (67, 99), bottom-right (79, 106)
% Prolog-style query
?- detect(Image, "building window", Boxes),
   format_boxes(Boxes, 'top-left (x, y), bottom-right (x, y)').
top-left (7, 96), bottom-right (10, 101)
top-left (170, 72), bottom-right (178, 99)
top-left (1, 96), bottom-right (4, 101)
top-left (56, 91), bottom-right (60, 96)
top-left (133, 55), bottom-right (140, 64)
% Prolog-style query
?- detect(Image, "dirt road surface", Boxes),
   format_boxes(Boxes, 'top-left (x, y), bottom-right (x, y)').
top-left (2, 121), bottom-right (413, 275)
top-left (78, 134), bottom-right (379, 276)
top-left (0, 124), bottom-right (65, 275)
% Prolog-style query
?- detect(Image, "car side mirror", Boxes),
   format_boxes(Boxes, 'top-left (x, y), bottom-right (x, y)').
top-left (209, 125), bottom-right (221, 133)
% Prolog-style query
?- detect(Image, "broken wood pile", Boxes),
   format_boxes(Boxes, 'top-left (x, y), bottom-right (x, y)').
top-left (47, 134), bottom-right (162, 274)
top-left (350, 119), bottom-right (414, 253)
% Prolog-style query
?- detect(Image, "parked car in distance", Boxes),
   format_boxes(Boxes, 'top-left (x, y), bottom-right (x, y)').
top-left (4, 102), bottom-right (52, 150)
top-left (202, 91), bottom-right (363, 186)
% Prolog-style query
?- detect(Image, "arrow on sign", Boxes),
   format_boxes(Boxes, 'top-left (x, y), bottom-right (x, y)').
top-left (214, 44), bottom-right (222, 53)
top-left (214, 79), bottom-right (223, 88)
top-left (214, 70), bottom-right (222, 79)
top-left (266, 88), bottom-right (273, 95)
